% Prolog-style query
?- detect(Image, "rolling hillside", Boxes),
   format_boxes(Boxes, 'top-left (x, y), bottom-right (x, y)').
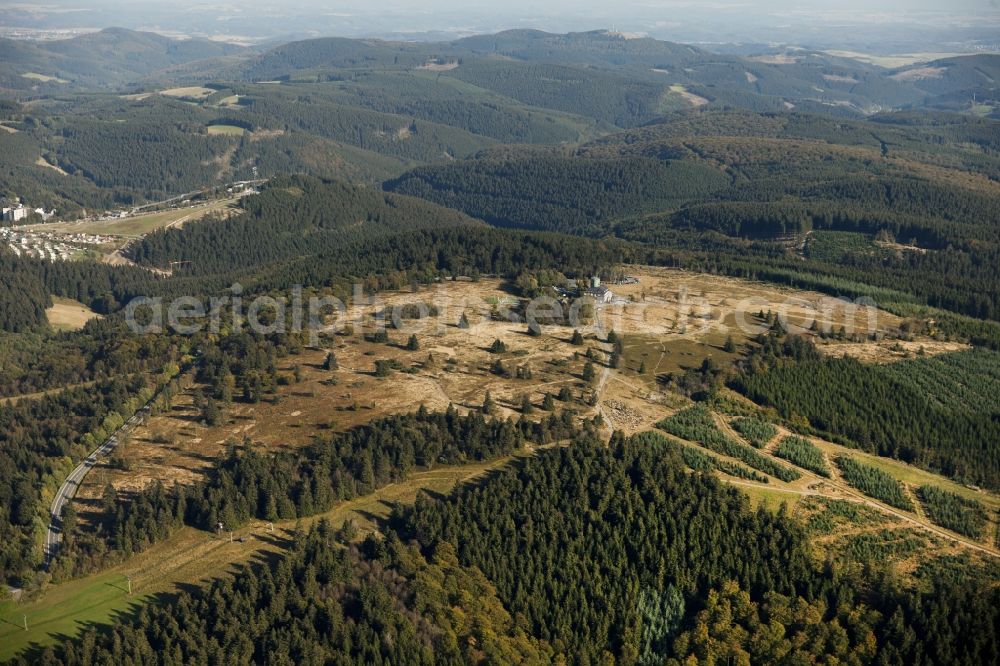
top-left (3, 29), bottom-right (997, 215)
top-left (0, 28), bottom-right (249, 92)
top-left (386, 108), bottom-right (1000, 324)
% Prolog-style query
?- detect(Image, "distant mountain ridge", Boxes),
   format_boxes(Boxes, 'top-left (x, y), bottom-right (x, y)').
top-left (0, 27), bottom-right (250, 91)
top-left (1, 28), bottom-right (996, 218)
top-left (2, 27), bottom-right (997, 118)
top-left (233, 29), bottom-right (999, 118)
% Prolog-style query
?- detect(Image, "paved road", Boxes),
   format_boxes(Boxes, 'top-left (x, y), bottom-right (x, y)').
top-left (43, 410), bottom-right (145, 568)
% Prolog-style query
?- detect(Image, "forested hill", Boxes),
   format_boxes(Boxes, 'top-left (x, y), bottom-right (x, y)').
top-left (0, 28), bottom-right (249, 92)
top-left (387, 109), bottom-right (1000, 234)
top-left (386, 108), bottom-right (1000, 323)
top-left (4, 30), bottom-right (997, 216)
top-left (23, 433), bottom-right (999, 664)
top-left (892, 54), bottom-right (1000, 98)
top-left (384, 156), bottom-right (731, 234)
top-left (453, 28), bottom-right (710, 66)
top-left (127, 175), bottom-right (485, 275)
top-left (7, 28), bottom-right (996, 118)
top-left (3, 22), bottom-right (1000, 666)
top-left (399, 436), bottom-right (1000, 664)
top-left (232, 36), bottom-right (440, 79)
top-left (232, 30), bottom-right (997, 118)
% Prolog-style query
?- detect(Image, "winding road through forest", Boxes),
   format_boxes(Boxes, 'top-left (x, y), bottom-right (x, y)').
top-left (44, 410), bottom-right (147, 568)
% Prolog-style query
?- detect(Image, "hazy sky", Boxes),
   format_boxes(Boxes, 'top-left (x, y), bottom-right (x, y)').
top-left (2, 0), bottom-right (998, 49)
top-left (12, 0), bottom-right (995, 12)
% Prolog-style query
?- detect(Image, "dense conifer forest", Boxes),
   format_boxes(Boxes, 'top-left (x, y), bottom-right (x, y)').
top-left (15, 435), bottom-right (999, 665)
top-left (399, 436), bottom-right (998, 664)
top-left (732, 338), bottom-right (1000, 490)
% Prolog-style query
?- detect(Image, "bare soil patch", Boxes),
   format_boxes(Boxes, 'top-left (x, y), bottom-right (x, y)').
top-left (36, 156), bottom-right (68, 175)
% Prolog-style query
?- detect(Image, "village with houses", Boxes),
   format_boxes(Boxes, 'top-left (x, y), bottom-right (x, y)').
top-left (1, 195), bottom-right (114, 261)
top-left (0, 180), bottom-right (258, 264)
top-left (0, 225), bottom-right (113, 261)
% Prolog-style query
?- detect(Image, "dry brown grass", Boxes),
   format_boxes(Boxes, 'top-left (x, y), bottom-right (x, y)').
top-left (814, 339), bottom-right (969, 363)
top-left (822, 74), bottom-right (860, 84)
top-left (72, 279), bottom-right (602, 509)
top-left (667, 84), bottom-right (709, 107)
top-left (25, 197), bottom-right (239, 239)
top-left (608, 267), bottom-right (904, 340)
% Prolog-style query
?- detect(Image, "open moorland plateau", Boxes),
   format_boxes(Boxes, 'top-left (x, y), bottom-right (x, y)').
top-left (4, 267), bottom-right (998, 659)
top-left (68, 270), bottom-right (900, 488)
top-left (1, 21), bottom-right (999, 666)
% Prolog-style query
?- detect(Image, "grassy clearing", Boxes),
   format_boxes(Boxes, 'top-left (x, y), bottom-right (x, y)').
top-left (45, 297), bottom-right (99, 331)
top-left (206, 124), bottom-right (246, 136)
top-left (159, 86), bottom-right (214, 99)
top-left (822, 50), bottom-right (965, 68)
top-left (970, 104), bottom-right (995, 118)
top-left (739, 484), bottom-right (803, 511)
top-left (73, 278), bottom-right (607, 503)
top-left (620, 335), bottom-right (739, 385)
top-left (417, 61), bottom-right (459, 71)
top-left (21, 72), bottom-right (68, 84)
top-left (35, 156), bottom-right (68, 176)
top-left (28, 198), bottom-right (239, 238)
top-left (662, 84), bottom-right (709, 110)
top-left (0, 459), bottom-right (507, 660)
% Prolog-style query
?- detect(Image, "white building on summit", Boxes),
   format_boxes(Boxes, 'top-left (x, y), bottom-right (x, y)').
top-left (585, 276), bottom-right (614, 303)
